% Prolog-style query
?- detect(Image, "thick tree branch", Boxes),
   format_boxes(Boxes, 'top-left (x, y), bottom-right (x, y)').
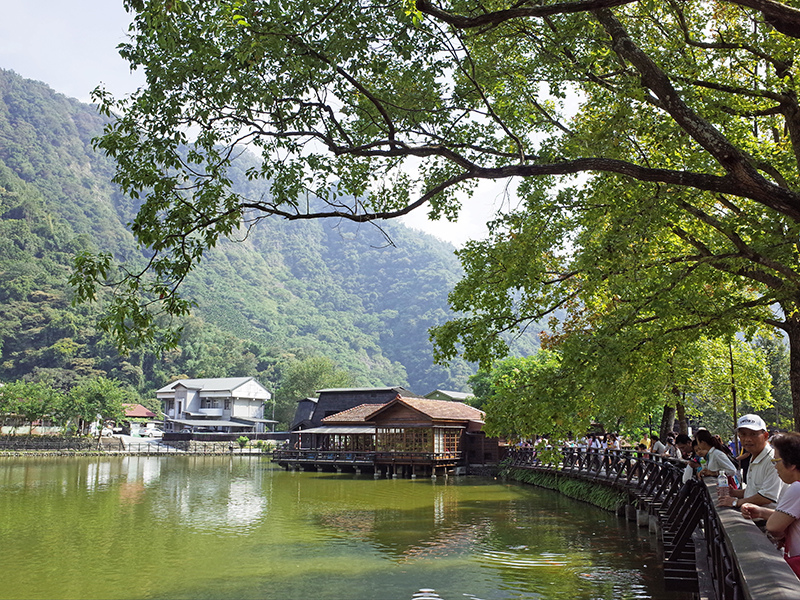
top-left (675, 199), bottom-right (800, 284)
top-left (730, 0), bottom-right (800, 37)
top-left (414, 0), bottom-right (638, 28)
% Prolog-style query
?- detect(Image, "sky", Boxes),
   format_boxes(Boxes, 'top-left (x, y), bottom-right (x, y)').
top-left (0, 1), bottom-right (503, 247)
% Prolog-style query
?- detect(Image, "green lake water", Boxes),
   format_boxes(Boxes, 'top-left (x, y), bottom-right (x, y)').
top-left (0, 456), bottom-right (691, 600)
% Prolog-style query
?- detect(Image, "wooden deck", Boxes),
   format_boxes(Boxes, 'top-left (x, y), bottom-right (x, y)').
top-left (272, 448), bottom-right (464, 475)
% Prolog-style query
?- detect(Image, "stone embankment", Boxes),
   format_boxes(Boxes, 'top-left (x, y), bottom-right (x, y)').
top-left (0, 435), bottom-right (270, 456)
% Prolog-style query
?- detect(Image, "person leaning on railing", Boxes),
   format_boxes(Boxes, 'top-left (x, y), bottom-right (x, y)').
top-left (650, 434), bottom-right (666, 455)
top-left (695, 429), bottom-right (740, 479)
top-left (741, 432), bottom-right (800, 578)
top-left (675, 434), bottom-right (693, 459)
top-left (719, 414), bottom-right (786, 510)
top-left (676, 434), bottom-right (701, 484)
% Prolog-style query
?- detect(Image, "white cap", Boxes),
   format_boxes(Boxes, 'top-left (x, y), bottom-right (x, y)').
top-left (737, 414), bottom-right (767, 431)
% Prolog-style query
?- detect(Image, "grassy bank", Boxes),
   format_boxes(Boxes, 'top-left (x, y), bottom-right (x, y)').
top-left (504, 467), bottom-right (628, 512)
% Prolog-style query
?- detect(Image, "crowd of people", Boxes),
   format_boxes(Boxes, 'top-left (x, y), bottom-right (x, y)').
top-left (657, 413), bottom-right (800, 578)
top-left (518, 415), bottom-right (800, 577)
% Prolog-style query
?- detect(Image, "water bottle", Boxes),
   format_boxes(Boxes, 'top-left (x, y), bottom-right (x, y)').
top-left (717, 471), bottom-right (729, 499)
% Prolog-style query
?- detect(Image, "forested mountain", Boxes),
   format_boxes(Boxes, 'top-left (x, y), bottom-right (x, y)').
top-left (0, 68), bottom-right (538, 409)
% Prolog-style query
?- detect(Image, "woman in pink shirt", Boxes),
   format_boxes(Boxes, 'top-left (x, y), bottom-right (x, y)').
top-left (742, 432), bottom-right (800, 577)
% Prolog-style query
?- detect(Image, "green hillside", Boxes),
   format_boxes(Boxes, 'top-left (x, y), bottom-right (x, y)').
top-left (0, 68), bottom-right (537, 408)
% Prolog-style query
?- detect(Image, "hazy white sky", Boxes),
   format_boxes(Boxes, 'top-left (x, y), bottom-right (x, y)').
top-left (0, 0), bottom-right (502, 247)
top-left (0, 1), bottom-right (139, 103)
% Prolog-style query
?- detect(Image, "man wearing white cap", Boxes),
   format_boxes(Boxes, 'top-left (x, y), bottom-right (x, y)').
top-left (718, 414), bottom-right (786, 509)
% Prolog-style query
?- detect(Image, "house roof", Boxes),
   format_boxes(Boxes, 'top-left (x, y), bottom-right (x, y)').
top-left (167, 418), bottom-right (256, 428)
top-left (424, 389), bottom-right (475, 402)
top-left (315, 386), bottom-right (417, 395)
top-left (322, 404), bottom-right (385, 423)
top-left (123, 403), bottom-right (157, 418)
top-left (156, 377), bottom-right (270, 399)
top-left (157, 377), bottom-right (254, 393)
top-left (299, 425), bottom-right (375, 435)
top-left (233, 416), bottom-right (278, 424)
top-left (368, 396), bottom-right (485, 423)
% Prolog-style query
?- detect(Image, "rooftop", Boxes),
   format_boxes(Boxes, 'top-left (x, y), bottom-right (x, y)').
top-left (322, 404), bottom-right (386, 423)
top-left (315, 386), bottom-right (416, 395)
top-left (123, 403), bottom-right (157, 418)
top-left (393, 397), bottom-right (484, 421)
top-left (159, 377), bottom-right (256, 392)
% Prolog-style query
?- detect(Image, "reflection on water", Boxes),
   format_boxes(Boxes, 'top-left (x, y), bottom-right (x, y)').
top-left (0, 457), bottom-right (692, 600)
top-left (150, 459), bottom-right (266, 534)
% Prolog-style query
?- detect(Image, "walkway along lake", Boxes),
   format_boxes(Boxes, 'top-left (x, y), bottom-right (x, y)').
top-left (0, 456), bottom-right (693, 600)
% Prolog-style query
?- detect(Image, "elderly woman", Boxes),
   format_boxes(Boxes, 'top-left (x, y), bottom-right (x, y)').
top-left (741, 432), bottom-right (800, 577)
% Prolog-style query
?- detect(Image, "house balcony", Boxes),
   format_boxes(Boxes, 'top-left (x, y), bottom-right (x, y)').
top-left (199, 408), bottom-right (224, 417)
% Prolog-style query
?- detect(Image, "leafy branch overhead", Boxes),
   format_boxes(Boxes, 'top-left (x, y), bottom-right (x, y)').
top-left (78, 0), bottom-right (800, 427)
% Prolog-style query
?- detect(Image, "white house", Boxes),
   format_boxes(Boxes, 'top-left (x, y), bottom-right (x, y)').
top-left (157, 377), bottom-right (275, 433)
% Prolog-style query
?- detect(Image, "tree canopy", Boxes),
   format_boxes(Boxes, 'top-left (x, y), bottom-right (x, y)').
top-left (478, 336), bottom-right (771, 442)
top-left (78, 0), bottom-right (800, 428)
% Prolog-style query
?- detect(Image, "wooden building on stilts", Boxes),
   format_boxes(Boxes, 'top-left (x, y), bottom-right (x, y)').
top-left (275, 393), bottom-right (496, 476)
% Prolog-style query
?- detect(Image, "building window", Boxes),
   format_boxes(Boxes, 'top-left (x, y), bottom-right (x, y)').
top-left (376, 428), bottom-right (431, 452)
top-left (434, 429), bottom-right (460, 454)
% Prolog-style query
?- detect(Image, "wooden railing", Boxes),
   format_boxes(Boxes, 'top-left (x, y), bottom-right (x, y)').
top-left (506, 446), bottom-right (798, 600)
top-left (272, 450), bottom-right (376, 465)
top-left (272, 449), bottom-right (463, 465)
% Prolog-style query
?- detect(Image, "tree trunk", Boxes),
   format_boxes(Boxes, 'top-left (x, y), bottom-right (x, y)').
top-left (659, 404), bottom-right (676, 440)
top-left (787, 314), bottom-right (800, 432)
top-left (676, 398), bottom-right (688, 435)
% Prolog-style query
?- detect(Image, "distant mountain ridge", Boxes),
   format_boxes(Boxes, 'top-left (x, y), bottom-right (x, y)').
top-left (0, 68), bottom-right (538, 401)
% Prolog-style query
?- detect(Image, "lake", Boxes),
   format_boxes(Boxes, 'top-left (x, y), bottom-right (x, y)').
top-left (0, 456), bottom-right (690, 600)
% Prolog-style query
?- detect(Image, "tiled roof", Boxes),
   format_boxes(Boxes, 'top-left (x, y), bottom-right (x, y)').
top-left (375, 396), bottom-right (485, 422)
top-left (322, 404), bottom-right (385, 423)
top-left (123, 403), bottom-right (157, 418)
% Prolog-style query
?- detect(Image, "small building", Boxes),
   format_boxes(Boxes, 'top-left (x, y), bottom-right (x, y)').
top-left (276, 394), bottom-right (492, 476)
top-left (121, 403), bottom-right (158, 433)
top-left (157, 377), bottom-right (275, 433)
top-left (290, 387), bottom-right (417, 431)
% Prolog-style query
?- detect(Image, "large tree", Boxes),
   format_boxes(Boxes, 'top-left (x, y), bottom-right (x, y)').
top-left (67, 377), bottom-right (130, 436)
top-left (76, 1), bottom-right (800, 423)
top-left (476, 325), bottom-right (772, 442)
top-left (432, 170), bottom-right (800, 428)
top-left (0, 381), bottom-right (65, 435)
